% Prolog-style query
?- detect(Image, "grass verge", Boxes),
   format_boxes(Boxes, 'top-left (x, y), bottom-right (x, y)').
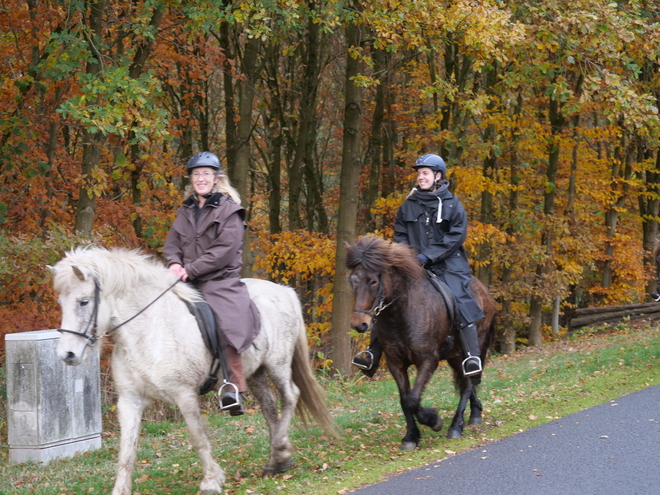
top-left (1, 322), bottom-right (658, 494)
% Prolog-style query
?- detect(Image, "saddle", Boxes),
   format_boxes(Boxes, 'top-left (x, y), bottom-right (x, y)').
top-left (425, 270), bottom-right (458, 357)
top-left (183, 299), bottom-right (225, 396)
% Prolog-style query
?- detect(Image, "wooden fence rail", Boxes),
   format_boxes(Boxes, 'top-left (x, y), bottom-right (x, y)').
top-left (568, 301), bottom-right (660, 331)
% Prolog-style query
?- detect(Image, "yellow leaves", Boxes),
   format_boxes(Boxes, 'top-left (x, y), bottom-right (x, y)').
top-left (253, 230), bottom-right (336, 285)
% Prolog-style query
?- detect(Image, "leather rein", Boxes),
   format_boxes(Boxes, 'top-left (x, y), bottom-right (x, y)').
top-left (57, 276), bottom-right (180, 347)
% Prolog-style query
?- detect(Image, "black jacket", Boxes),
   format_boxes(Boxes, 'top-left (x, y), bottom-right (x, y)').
top-left (393, 181), bottom-right (484, 324)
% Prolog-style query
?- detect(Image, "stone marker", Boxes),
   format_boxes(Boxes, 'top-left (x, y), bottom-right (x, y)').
top-left (5, 329), bottom-right (102, 464)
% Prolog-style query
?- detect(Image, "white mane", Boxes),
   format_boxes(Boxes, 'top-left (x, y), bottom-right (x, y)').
top-left (53, 246), bottom-right (201, 303)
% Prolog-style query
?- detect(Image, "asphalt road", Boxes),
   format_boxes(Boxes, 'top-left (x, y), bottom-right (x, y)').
top-left (351, 385), bottom-right (660, 495)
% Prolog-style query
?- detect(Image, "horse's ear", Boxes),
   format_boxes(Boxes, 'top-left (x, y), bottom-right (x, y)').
top-left (71, 265), bottom-right (86, 281)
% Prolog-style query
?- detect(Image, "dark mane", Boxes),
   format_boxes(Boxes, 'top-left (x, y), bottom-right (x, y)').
top-left (347, 235), bottom-right (425, 283)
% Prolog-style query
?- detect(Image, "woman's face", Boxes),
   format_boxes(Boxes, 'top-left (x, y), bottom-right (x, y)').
top-left (416, 167), bottom-right (440, 190)
top-left (190, 167), bottom-right (219, 196)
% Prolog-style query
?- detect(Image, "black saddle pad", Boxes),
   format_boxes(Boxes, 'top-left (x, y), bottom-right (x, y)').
top-left (426, 270), bottom-right (456, 325)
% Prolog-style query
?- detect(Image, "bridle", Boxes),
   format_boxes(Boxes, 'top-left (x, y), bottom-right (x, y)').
top-left (58, 275), bottom-right (180, 349)
top-left (352, 273), bottom-right (407, 320)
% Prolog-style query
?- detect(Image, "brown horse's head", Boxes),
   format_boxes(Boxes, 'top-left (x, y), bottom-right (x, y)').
top-left (346, 235), bottom-right (424, 333)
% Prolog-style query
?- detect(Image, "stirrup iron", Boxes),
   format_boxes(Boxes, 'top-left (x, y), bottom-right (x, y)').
top-left (462, 355), bottom-right (482, 376)
top-left (351, 349), bottom-right (374, 370)
top-left (218, 380), bottom-right (240, 411)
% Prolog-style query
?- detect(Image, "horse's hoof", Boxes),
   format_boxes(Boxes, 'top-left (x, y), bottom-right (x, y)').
top-left (431, 416), bottom-right (444, 432)
top-left (400, 441), bottom-right (418, 451)
top-left (200, 491), bottom-right (221, 495)
top-left (468, 416), bottom-right (482, 426)
top-left (262, 458), bottom-right (292, 476)
top-left (447, 427), bottom-right (463, 439)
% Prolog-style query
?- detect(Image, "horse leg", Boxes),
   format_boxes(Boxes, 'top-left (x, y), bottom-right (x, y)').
top-left (388, 365), bottom-right (421, 450)
top-left (411, 361), bottom-right (444, 433)
top-left (113, 394), bottom-right (149, 495)
top-left (468, 388), bottom-right (483, 426)
top-left (447, 376), bottom-right (473, 440)
top-left (248, 368), bottom-right (295, 476)
top-left (176, 393), bottom-right (226, 494)
top-left (265, 365), bottom-right (301, 474)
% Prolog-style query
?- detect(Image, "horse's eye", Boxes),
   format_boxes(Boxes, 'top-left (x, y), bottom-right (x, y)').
top-left (369, 278), bottom-right (378, 287)
top-left (80, 299), bottom-right (90, 307)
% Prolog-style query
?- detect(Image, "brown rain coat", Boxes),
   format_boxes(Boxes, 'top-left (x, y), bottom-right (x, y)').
top-left (163, 193), bottom-right (260, 353)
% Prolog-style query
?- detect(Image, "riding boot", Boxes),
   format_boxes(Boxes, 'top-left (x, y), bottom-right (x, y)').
top-left (219, 345), bottom-right (247, 416)
top-left (352, 337), bottom-right (383, 378)
top-left (458, 323), bottom-right (482, 379)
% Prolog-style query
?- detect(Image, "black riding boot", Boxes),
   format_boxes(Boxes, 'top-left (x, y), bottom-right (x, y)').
top-left (458, 323), bottom-right (482, 379)
top-left (352, 337), bottom-right (383, 377)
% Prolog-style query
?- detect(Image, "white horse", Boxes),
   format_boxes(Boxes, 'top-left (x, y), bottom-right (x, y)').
top-left (50, 247), bottom-right (336, 495)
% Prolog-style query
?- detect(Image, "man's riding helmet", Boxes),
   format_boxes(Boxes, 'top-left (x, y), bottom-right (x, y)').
top-left (412, 153), bottom-right (446, 177)
top-left (186, 152), bottom-right (223, 174)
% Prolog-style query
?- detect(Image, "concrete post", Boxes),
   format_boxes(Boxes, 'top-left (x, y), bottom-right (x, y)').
top-left (5, 329), bottom-right (102, 464)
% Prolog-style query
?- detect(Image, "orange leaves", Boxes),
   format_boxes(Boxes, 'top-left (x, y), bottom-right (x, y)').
top-left (253, 230), bottom-right (336, 285)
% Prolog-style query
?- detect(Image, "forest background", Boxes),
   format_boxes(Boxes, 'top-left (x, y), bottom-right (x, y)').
top-left (2, 0), bottom-right (660, 375)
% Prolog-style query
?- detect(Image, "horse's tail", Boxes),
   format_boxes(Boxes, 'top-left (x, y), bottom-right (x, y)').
top-left (481, 313), bottom-right (497, 367)
top-left (291, 320), bottom-right (339, 439)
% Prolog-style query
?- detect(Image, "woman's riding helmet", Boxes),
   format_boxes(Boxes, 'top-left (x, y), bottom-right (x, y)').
top-left (186, 152), bottom-right (223, 174)
top-left (412, 153), bottom-right (446, 177)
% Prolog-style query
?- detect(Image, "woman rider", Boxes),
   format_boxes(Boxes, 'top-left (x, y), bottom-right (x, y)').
top-left (163, 151), bottom-right (260, 416)
top-left (352, 153), bottom-right (485, 379)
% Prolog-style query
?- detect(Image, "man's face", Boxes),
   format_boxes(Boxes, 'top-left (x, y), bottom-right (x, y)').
top-left (416, 167), bottom-right (441, 190)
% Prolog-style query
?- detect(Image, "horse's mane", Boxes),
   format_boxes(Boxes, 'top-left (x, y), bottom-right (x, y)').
top-left (53, 246), bottom-right (201, 302)
top-left (346, 235), bottom-right (425, 283)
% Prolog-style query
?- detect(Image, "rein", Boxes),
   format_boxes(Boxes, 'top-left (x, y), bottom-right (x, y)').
top-left (58, 277), bottom-right (180, 347)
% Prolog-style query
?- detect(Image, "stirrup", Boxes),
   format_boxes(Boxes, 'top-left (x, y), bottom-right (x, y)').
top-left (351, 349), bottom-right (374, 370)
top-left (462, 356), bottom-right (482, 377)
top-left (218, 381), bottom-right (240, 411)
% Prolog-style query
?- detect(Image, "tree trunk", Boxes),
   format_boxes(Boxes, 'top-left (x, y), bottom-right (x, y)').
top-left (476, 63), bottom-right (498, 287)
top-left (528, 295), bottom-right (543, 346)
top-left (365, 46), bottom-right (386, 232)
top-left (330, 15), bottom-right (364, 376)
top-left (288, 13), bottom-right (321, 231)
top-left (527, 80), bottom-right (564, 345)
top-left (73, 0), bottom-right (105, 237)
top-left (220, 18), bottom-right (238, 171)
top-left (233, 36), bottom-right (261, 277)
top-left (603, 139), bottom-right (634, 288)
top-left (126, 4), bottom-right (165, 241)
top-left (499, 91), bottom-right (523, 354)
top-left (641, 140), bottom-right (660, 295)
top-left (233, 36), bottom-right (260, 202)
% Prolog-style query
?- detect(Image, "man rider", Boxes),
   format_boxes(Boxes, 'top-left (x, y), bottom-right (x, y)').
top-left (352, 153), bottom-right (485, 379)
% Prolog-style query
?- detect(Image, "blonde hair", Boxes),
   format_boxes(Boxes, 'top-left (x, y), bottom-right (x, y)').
top-left (184, 171), bottom-right (241, 204)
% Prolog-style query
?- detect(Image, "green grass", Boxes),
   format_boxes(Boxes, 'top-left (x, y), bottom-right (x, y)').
top-left (1, 322), bottom-right (659, 495)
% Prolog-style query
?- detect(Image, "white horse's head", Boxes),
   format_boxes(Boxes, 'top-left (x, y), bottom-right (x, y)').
top-left (50, 253), bottom-right (111, 366)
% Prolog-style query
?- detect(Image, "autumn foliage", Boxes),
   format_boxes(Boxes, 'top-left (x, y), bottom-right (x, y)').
top-left (2, 0), bottom-right (660, 363)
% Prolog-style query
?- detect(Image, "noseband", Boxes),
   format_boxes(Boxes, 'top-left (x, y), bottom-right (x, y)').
top-left (352, 273), bottom-right (407, 320)
top-left (58, 276), bottom-right (180, 349)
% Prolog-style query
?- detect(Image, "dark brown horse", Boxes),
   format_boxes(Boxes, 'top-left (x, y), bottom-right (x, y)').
top-left (346, 235), bottom-right (497, 450)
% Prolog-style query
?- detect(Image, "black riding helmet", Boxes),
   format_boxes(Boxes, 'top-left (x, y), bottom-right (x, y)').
top-left (186, 152), bottom-right (223, 174)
